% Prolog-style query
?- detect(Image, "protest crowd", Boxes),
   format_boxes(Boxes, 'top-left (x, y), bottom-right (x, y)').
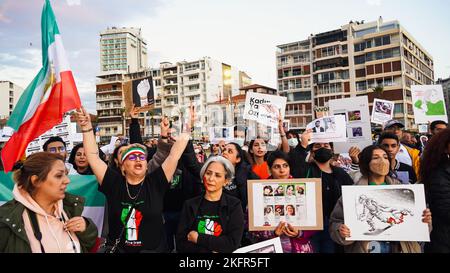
top-left (1, 0), bottom-right (450, 255)
top-left (0, 100), bottom-right (448, 253)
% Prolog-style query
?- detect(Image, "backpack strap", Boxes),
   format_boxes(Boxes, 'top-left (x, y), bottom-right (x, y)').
top-left (26, 209), bottom-right (46, 253)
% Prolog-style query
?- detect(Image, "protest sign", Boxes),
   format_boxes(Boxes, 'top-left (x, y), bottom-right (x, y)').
top-left (329, 96), bottom-right (372, 154)
top-left (247, 179), bottom-right (323, 231)
top-left (342, 184), bottom-right (429, 242)
top-left (243, 92), bottom-right (286, 127)
top-left (412, 85), bottom-right (448, 124)
top-left (306, 115), bottom-right (346, 143)
top-left (371, 99), bottom-right (394, 125)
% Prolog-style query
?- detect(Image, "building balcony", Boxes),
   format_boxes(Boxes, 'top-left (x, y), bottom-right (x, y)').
top-left (97, 104), bottom-right (123, 110)
top-left (277, 45), bottom-right (310, 55)
top-left (164, 81), bottom-right (178, 86)
top-left (96, 95), bottom-right (123, 102)
top-left (96, 88), bottom-right (122, 94)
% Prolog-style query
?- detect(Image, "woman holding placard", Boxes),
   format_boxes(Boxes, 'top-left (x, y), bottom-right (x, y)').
top-left (248, 151), bottom-right (316, 253)
top-left (329, 145), bottom-right (432, 253)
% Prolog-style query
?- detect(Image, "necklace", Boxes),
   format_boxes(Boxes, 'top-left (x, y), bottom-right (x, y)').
top-left (126, 179), bottom-right (144, 200)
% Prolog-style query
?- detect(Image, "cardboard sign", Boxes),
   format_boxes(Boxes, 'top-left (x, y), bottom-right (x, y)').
top-left (124, 76), bottom-right (155, 114)
top-left (247, 179), bottom-right (323, 231)
top-left (371, 99), bottom-right (394, 125)
top-left (329, 96), bottom-right (372, 154)
top-left (243, 92), bottom-right (286, 128)
top-left (412, 85), bottom-right (448, 124)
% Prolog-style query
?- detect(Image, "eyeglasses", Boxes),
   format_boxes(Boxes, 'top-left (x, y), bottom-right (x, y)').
top-left (127, 154), bottom-right (147, 161)
top-left (272, 163), bottom-right (289, 170)
top-left (48, 146), bottom-right (66, 153)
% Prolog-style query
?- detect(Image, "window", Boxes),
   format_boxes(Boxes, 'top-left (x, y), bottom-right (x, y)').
top-left (383, 35), bottom-right (391, 45)
top-left (356, 81), bottom-right (367, 91)
top-left (356, 69), bottom-right (366, 78)
top-left (354, 55), bottom-right (365, 65)
top-left (394, 103), bottom-right (404, 114)
top-left (9, 82), bottom-right (13, 89)
top-left (375, 37), bottom-right (383, 47)
top-left (9, 90), bottom-right (14, 96)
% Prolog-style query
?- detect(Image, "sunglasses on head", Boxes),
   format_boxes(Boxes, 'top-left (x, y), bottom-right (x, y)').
top-left (126, 154), bottom-right (147, 161)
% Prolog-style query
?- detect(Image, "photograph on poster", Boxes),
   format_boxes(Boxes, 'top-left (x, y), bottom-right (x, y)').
top-left (329, 96), bottom-right (372, 153)
top-left (348, 110), bottom-right (361, 121)
top-left (233, 237), bottom-right (284, 253)
top-left (248, 179), bottom-right (323, 231)
top-left (371, 99), bottom-right (394, 125)
top-left (342, 184), bottom-right (430, 242)
top-left (352, 127), bottom-right (363, 137)
top-left (306, 115), bottom-right (347, 143)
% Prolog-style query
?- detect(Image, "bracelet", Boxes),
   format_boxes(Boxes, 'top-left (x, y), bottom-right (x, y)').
top-left (81, 128), bottom-right (93, 133)
top-left (280, 134), bottom-right (286, 137)
top-left (161, 135), bottom-right (168, 139)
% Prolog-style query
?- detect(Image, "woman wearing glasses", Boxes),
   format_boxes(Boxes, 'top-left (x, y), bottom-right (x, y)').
top-left (75, 107), bottom-right (190, 253)
top-left (248, 151), bottom-right (316, 253)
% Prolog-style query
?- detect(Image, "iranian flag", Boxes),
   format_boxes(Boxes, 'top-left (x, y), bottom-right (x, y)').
top-left (1, 0), bottom-right (81, 172)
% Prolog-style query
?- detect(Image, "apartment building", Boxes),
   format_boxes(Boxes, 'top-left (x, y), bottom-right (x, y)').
top-left (437, 76), bottom-right (450, 122)
top-left (0, 81), bottom-right (24, 119)
top-left (149, 57), bottom-right (251, 139)
top-left (277, 17), bottom-right (434, 130)
top-left (100, 27), bottom-right (148, 73)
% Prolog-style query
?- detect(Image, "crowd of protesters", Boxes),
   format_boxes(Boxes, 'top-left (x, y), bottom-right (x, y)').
top-left (0, 106), bottom-right (449, 253)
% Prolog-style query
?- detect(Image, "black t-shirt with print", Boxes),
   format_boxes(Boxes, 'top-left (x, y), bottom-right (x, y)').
top-left (99, 166), bottom-right (169, 253)
top-left (194, 199), bottom-right (223, 237)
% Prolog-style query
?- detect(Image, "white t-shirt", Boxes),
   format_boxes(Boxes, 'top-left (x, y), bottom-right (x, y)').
top-left (396, 144), bottom-right (412, 166)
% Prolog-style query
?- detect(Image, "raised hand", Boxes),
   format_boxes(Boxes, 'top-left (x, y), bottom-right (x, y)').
top-left (75, 107), bottom-right (91, 129)
top-left (137, 79), bottom-right (150, 106)
top-left (339, 224), bottom-right (351, 238)
top-left (348, 146), bottom-right (361, 164)
top-left (160, 116), bottom-right (170, 137)
top-left (129, 104), bottom-right (139, 119)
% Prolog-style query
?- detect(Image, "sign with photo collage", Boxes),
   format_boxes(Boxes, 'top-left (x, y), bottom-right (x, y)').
top-left (247, 179), bottom-right (323, 231)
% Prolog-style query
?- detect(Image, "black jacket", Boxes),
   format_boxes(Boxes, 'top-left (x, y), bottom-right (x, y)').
top-left (288, 143), bottom-right (354, 217)
top-left (425, 163), bottom-right (450, 253)
top-left (176, 194), bottom-right (244, 253)
top-left (181, 143), bottom-right (258, 210)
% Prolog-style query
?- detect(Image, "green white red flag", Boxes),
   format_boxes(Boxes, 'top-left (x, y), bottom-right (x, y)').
top-left (1, 0), bottom-right (81, 172)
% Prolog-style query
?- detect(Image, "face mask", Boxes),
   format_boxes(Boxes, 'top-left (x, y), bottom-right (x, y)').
top-left (194, 149), bottom-right (200, 154)
top-left (369, 160), bottom-right (390, 176)
top-left (288, 138), bottom-right (298, 147)
top-left (314, 148), bottom-right (333, 163)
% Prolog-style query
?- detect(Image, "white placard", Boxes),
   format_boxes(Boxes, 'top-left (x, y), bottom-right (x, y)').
top-left (342, 184), bottom-right (430, 242)
top-left (233, 237), bottom-right (283, 253)
top-left (412, 85), bottom-right (448, 124)
top-left (418, 124), bottom-right (428, 133)
top-left (329, 96), bottom-right (372, 154)
top-left (306, 115), bottom-right (347, 143)
top-left (208, 126), bottom-right (234, 144)
top-left (243, 92), bottom-right (287, 128)
top-left (371, 99), bottom-right (394, 125)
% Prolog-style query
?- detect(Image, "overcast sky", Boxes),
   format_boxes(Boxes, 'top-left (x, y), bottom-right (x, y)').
top-left (1, 0), bottom-right (449, 113)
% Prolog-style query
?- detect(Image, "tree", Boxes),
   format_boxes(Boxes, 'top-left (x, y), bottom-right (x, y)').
top-left (372, 85), bottom-right (384, 99)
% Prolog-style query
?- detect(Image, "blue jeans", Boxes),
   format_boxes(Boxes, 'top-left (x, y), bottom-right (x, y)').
top-left (310, 216), bottom-right (336, 253)
top-left (163, 211), bottom-right (181, 253)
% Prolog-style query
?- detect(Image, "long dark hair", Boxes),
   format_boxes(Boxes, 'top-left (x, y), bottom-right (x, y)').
top-left (68, 143), bottom-right (93, 174)
top-left (420, 128), bottom-right (450, 193)
top-left (358, 145), bottom-right (391, 178)
top-left (227, 142), bottom-right (249, 168)
top-left (248, 137), bottom-right (268, 164)
top-left (108, 143), bottom-right (129, 172)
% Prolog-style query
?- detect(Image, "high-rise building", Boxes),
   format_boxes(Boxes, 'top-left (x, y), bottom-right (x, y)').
top-left (99, 27), bottom-right (148, 74)
top-left (277, 17), bottom-right (434, 130)
top-left (437, 76), bottom-right (450, 122)
top-left (150, 57), bottom-right (251, 139)
top-left (0, 81), bottom-right (24, 119)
